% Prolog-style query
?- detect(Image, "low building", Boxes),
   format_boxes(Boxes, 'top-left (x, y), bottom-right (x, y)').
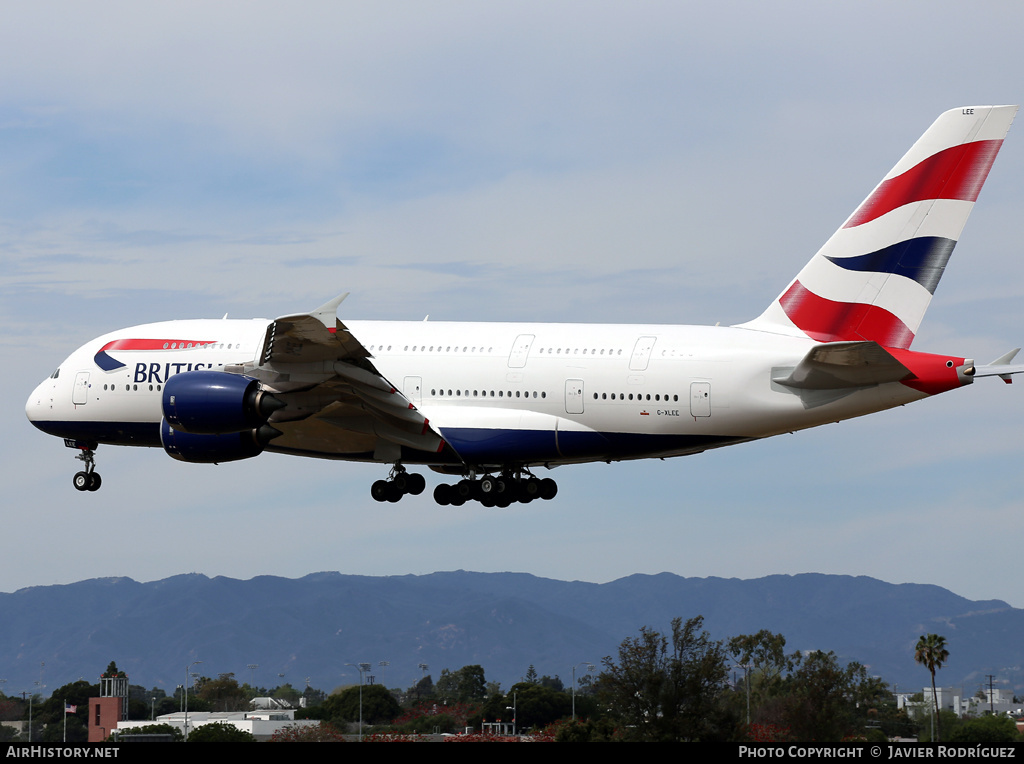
top-left (115, 709), bottom-right (319, 742)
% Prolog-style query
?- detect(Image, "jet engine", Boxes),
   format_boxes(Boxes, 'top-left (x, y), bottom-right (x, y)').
top-left (162, 370), bottom-right (284, 434)
top-left (159, 418), bottom-right (279, 463)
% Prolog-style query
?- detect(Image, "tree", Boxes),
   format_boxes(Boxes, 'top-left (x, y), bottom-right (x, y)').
top-left (37, 680), bottom-right (98, 743)
top-left (197, 674), bottom-right (249, 712)
top-left (187, 721), bottom-right (255, 742)
top-left (538, 675), bottom-right (564, 692)
top-left (323, 684), bottom-right (400, 726)
top-left (481, 681), bottom-right (571, 730)
top-left (949, 714), bottom-right (1020, 743)
top-left (779, 651), bottom-right (873, 741)
top-left (408, 674), bottom-right (434, 702)
top-left (599, 615), bottom-right (734, 741)
top-left (435, 665), bottom-right (487, 703)
top-left (915, 634), bottom-right (949, 740)
top-left (727, 630), bottom-right (796, 727)
top-left (272, 683), bottom-right (302, 706)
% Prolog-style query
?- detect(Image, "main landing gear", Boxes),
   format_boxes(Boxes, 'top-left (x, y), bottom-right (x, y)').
top-left (370, 465), bottom-right (558, 506)
top-left (71, 444), bottom-right (101, 492)
top-left (370, 465), bottom-right (426, 503)
top-left (432, 472), bottom-right (557, 507)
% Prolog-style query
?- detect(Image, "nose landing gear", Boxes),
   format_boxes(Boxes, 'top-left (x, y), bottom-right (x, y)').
top-left (69, 442), bottom-right (101, 492)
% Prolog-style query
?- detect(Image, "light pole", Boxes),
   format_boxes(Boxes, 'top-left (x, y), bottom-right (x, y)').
top-left (346, 663), bottom-right (371, 741)
top-left (506, 691), bottom-right (517, 736)
top-left (247, 663), bottom-right (259, 689)
top-left (571, 663), bottom-right (595, 722)
top-left (183, 660), bottom-right (202, 740)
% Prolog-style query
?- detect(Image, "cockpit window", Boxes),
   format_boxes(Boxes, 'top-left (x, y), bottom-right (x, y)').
top-left (50, 368), bottom-right (60, 379)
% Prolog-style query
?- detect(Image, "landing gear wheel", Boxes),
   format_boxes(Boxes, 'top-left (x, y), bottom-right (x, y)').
top-left (522, 478), bottom-right (541, 500)
top-left (73, 471), bottom-right (91, 492)
top-left (433, 483), bottom-right (452, 506)
top-left (407, 473), bottom-right (426, 496)
top-left (540, 478), bottom-right (558, 500)
top-left (87, 473), bottom-right (102, 492)
top-left (371, 480), bottom-right (391, 502)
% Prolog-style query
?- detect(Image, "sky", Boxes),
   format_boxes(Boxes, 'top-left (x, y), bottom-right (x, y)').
top-left (5, 0), bottom-right (1024, 634)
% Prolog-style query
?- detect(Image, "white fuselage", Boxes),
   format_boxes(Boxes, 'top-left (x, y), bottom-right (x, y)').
top-left (26, 317), bottom-right (929, 469)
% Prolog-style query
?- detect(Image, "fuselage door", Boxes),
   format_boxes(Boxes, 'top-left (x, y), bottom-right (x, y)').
top-left (73, 371), bottom-right (90, 406)
top-left (565, 379), bottom-right (585, 415)
top-left (690, 381), bottom-right (711, 417)
top-left (403, 376), bottom-right (422, 407)
top-left (508, 334), bottom-right (535, 369)
top-left (629, 336), bottom-right (657, 371)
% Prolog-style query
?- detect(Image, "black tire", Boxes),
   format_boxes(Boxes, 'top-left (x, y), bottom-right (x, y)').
top-left (371, 480), bottom-right (391, 502)
top-left (73, 472), bottom-right (90, 492)
top-left (540, 478), bottom-right (558, 500)
top-left (407, 473), bottom-right (426, 495)
top-left (433, 483), bottom-right (452, 506)
top-left (87, 473), bottom-right (102, 492)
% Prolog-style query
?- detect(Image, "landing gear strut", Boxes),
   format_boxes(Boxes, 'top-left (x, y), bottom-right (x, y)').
top-left (370, 464), bottom-right (426, 503)
top-left (71, 445), bottom-right (101, 492)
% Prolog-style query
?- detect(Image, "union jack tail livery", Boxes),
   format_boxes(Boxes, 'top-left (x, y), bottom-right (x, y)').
top-left (741, 105), bottom-right (1018, 348)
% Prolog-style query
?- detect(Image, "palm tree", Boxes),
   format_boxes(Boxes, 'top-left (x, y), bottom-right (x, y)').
top-left (914, 634), bottom-right (949, 740)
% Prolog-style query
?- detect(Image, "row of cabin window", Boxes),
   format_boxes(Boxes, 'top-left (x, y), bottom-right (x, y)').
top-left (370, 345), bottom-right (495, 353)
top-left (160, 342), bottom-right (240, 350)
top-left (432, 389), bottom-right (547, 399)
top-left (538, 347), bottom-right (624, 356)
top-left (103, 384), bottom-right (163, 392)
top-left (595, 392), bottom-right (679, 402)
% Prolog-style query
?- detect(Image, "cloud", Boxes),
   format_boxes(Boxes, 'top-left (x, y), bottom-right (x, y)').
top-left (5, 1), bottom-right (1024, 621)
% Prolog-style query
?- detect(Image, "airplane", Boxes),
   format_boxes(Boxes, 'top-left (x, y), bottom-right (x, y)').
top-left (26, 105), bottom-right (1024, 507)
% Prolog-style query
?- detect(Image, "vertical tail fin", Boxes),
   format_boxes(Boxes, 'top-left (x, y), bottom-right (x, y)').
top-left (739, 105), bottom-right (1018, 348)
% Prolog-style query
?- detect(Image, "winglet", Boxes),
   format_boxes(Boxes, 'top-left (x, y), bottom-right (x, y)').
top-left (310, 293), bottom-right (349, 329)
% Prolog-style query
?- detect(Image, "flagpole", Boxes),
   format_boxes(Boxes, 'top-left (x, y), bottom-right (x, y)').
top-left (63, 699), bottom-right (66, 743)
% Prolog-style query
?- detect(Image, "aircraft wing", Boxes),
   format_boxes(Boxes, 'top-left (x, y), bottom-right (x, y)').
top-left (230, 294), bottom-right (446, 458)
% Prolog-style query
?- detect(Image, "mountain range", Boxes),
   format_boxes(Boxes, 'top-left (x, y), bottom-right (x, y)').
top-left (1, 571), bottom-right (1020, 699)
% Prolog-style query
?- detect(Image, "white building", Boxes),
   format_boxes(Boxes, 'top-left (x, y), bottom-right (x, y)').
top-left (115, 709), bottom-right (320, 741)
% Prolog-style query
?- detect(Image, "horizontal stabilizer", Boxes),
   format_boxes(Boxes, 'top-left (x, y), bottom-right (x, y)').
top-left (774, 341), bottom-right (912, 390)
top-left (972, 348), bottom-right (1024, 384)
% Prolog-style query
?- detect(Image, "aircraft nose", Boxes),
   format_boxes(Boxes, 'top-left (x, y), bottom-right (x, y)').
top-left (26, 378), bottom-right (51, 427)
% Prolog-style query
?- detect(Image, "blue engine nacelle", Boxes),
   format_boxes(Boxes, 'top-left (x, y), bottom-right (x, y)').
top-left (160, 419), bottom-right (279, 463)
top-left (162, 370), bottom-right (284, 434)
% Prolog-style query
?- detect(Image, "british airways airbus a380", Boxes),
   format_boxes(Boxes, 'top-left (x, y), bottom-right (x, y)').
top-left (26, 106), bottom-right (1024, 506)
